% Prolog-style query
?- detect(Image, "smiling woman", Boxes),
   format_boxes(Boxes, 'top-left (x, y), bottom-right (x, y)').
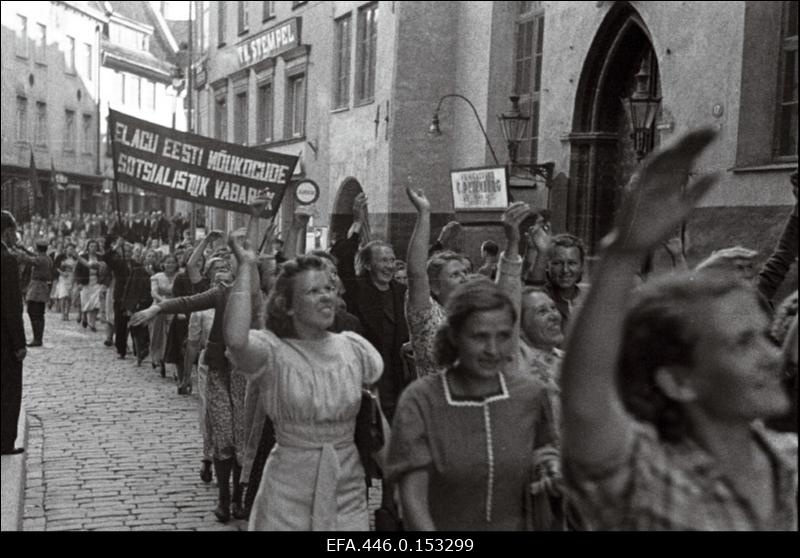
top-left (385, 278), bottom-right (559, 531)
top-left (223, 252), bottom-right (384, 531)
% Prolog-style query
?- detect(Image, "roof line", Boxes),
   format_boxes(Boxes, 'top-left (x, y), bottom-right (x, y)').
top-left (147, 1), bottom-right (180, 54)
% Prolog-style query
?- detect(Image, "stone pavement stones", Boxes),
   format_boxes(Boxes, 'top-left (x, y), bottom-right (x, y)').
top-left (21, 309), bottom-right (383, 531)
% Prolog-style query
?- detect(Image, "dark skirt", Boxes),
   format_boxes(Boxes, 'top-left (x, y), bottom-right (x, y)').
top-left (164, 315), bottom-right (189, 365)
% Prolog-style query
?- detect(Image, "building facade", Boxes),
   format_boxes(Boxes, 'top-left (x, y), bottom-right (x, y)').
top-left (1, 1), bottom-right (186, 221)
top-left (191, 1), bottom-right (796, 269)
top-left (1, 0), bottom-right (105, 217)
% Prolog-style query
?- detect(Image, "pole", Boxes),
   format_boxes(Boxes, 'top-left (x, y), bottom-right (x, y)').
top-left (188, 1), bottom-right (196, 242)
top-left (108, 115), bottom-right (123, 227)
top-left (434, 94), bottom-right (501, 166)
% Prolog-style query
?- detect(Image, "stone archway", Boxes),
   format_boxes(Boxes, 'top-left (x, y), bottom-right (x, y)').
top-left (329, 177), bottom-right (363, 244)
top-left (567, 3), bottom-right (661, 252)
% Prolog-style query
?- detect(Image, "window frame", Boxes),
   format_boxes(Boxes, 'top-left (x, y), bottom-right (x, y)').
top-left (16, 96), bottom-right (28, 143)
top-left (333, 13), bottom-right (352, 110)
top-left (84, 42), bottom-right (93, 81)
top-left (511, 2), bottom-right (545, 164)
top-left (213, 86), bottom-right (228, 141)
top-left (218, 1), bottom-right (227, 47)
top-left (35, 101), bottom-right (47, 148)
top-left (82, 113), bottom-right (93, 155)
top-left (237, 1), bottom-right (249, 36)
top-left (64, 109), bottom-right (77, 153)
top-left (262, 1), bottom-right (275, 22)
top-left (233, 88), bottom-right (249, 144)
top-left (65, 35), bottom-right (77, 74)
top-left (16, 14), bottom-right (28, 58)
top-left (354, 2), bottom-right (378, 105)
top-left (285, 70), bottom-right (306, 139)
top-left (257, 79), bottom-right (274, 143)
top-left (35, 23), bottom-right (46, 65)
top-left (774, 0), bottom-right (798, 160)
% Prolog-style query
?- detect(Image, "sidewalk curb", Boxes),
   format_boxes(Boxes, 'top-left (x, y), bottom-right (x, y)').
top-left (1, 405), bottom-right (29, 531)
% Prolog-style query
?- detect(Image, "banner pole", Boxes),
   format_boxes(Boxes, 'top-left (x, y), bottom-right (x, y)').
top-left (108, 114), bottom-right (123, 227)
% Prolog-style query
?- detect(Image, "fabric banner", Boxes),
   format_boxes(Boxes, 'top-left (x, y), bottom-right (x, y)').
top-left (108, 109), bottom-right (298, 218)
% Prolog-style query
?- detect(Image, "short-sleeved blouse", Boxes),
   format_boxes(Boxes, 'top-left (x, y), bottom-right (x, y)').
top-left (385, 371), bottom-right (556, 531)
top-left (229, 329), bottom-right (384, 531)
top-left (235, 329), bottom-right (383, 426)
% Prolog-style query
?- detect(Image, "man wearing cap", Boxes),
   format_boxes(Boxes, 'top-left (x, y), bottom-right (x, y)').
top-left (1, 210), bottom-right (27, 455)
top-left (13, 239), bottom-right (53, 347)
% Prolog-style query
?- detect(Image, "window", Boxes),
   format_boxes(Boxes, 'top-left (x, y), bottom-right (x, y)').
top-left (64, 110), bottom-right (76, 153)
top-left (257, 81), bottom-right (273, 142)
top-left (333, 14), bottom-right (352, 109)
top-left (286, 73), bottom-right (305, 138)
top-left (35, 102), bottom-right (47, 147)
top-left (355, 3), bottom-right (378, 103)
top-left (214, 92), bottom-right (228, 140)
top-left (218, 1), bottom-right (227, 46)
top-left (776, 0), bottom-right (798, 158)
top-left (126, 74), bottom-right (141, 108)
top-left (65, 36), bottom-right (76, 73)
top-left (16, 14), bottom-right (28, 57)
top-left (84, 43), bottom-right (93, 80)
top-left (82, 114), bottom-right (93, 154)
top-left (737, 2), bottom-right (798, 166)
top-left (143, 79), bottom-right (155, 111)
top-left (16, 97), bottom-right (28, 142)
top-left (199, 1), bottom-right (210, 52)
top-left (512, 2), bottom-right (544, 163)
top-left (292, 1), bottom-right (307, 8)
top-left (263, 1), bottom-right (275, 21)
top-left (35, 23), bottom-right (46, 64)
top-left (238, 1), bottom-right (249, 35)
top-left (234, 90), bottom-right (248, 144)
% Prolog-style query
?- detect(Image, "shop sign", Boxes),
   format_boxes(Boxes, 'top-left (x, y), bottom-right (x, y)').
top-left (237, 18), bottom-right (301, 69)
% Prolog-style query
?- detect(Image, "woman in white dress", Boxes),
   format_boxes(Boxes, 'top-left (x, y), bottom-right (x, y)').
top-left (55, 244), bottom-right (77, 321)
top-left (224, 244), bottom-right (383, 531)
top-left (78, 240), bottom-right (104, 331)
top-left (149, 252), bottom-right (179, 375)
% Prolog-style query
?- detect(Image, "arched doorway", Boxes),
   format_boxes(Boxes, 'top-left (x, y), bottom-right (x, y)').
top-left (329, 177), bottom-right (363, 244)
top-left (568, 3), bottom-right (661, 251)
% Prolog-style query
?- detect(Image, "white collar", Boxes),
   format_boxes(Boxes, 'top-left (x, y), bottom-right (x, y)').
top-left (441, 370), bottom-right (510, 407)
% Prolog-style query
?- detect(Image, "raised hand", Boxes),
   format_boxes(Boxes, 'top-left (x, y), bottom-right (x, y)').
top-left (611, 127), bottom-right (718, 254)
top-left (405, 184), bottom-right (430, 213)
top-left (228, 232), bottom-right (257, 265)
top-left (438, 221), bottom-right (462, 247)
top-left (249, 190), bottom-right (271, 217)
top-left (502, 202), bottom-right (533, 257)
top-left (528, 216), bottom-right (553, 254)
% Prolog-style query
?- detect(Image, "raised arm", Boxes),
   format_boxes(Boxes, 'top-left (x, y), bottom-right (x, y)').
top-left (223, 233), bottom-right (260, 370)
top-left (497, 202), bottom-right (531, 372)
top-left (186, 230), bottom-right (223, 284)
top-left (405, 184), bottom-right (433, 312)
top-left (129, 285), bottom-right (220, 327)
top-left (523, 218), bottom-right (552, 285)
top-left (561, 128), bottom-right (718, 467)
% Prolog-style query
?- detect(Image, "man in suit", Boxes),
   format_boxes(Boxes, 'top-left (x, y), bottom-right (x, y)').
top-left (1, 211), bottom-right (27, 455)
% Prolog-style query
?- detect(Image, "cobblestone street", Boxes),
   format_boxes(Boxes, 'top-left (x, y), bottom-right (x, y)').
top-left (20, 310), bottom-right (380, 531)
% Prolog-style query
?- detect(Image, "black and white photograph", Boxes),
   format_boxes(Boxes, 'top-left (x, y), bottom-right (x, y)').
top-left (0, 0), bottom-right (796, 535)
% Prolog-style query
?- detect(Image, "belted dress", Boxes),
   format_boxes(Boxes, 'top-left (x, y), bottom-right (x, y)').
top-left (228, 329), bottom-right (383, 531)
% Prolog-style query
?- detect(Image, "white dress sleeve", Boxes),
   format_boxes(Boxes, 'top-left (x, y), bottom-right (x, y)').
top-left (340, 330), bottom-right (384, 385)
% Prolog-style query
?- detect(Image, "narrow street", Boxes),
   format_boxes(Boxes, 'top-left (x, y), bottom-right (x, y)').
top-left (21, 310), bottom-right (246, 531)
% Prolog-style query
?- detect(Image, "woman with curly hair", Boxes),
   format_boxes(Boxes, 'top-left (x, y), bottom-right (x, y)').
top-left (223, 245), bottom-right (383, 531)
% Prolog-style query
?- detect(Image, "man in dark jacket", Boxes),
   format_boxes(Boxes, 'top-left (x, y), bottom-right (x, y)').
top-left (103, 236), bottom-right (134, 358)
top-left (1, 211), bottom-right (27, 454)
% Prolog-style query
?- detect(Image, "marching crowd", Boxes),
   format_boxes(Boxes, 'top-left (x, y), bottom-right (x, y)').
top-left (1, 128), bottom-right (797, 531)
